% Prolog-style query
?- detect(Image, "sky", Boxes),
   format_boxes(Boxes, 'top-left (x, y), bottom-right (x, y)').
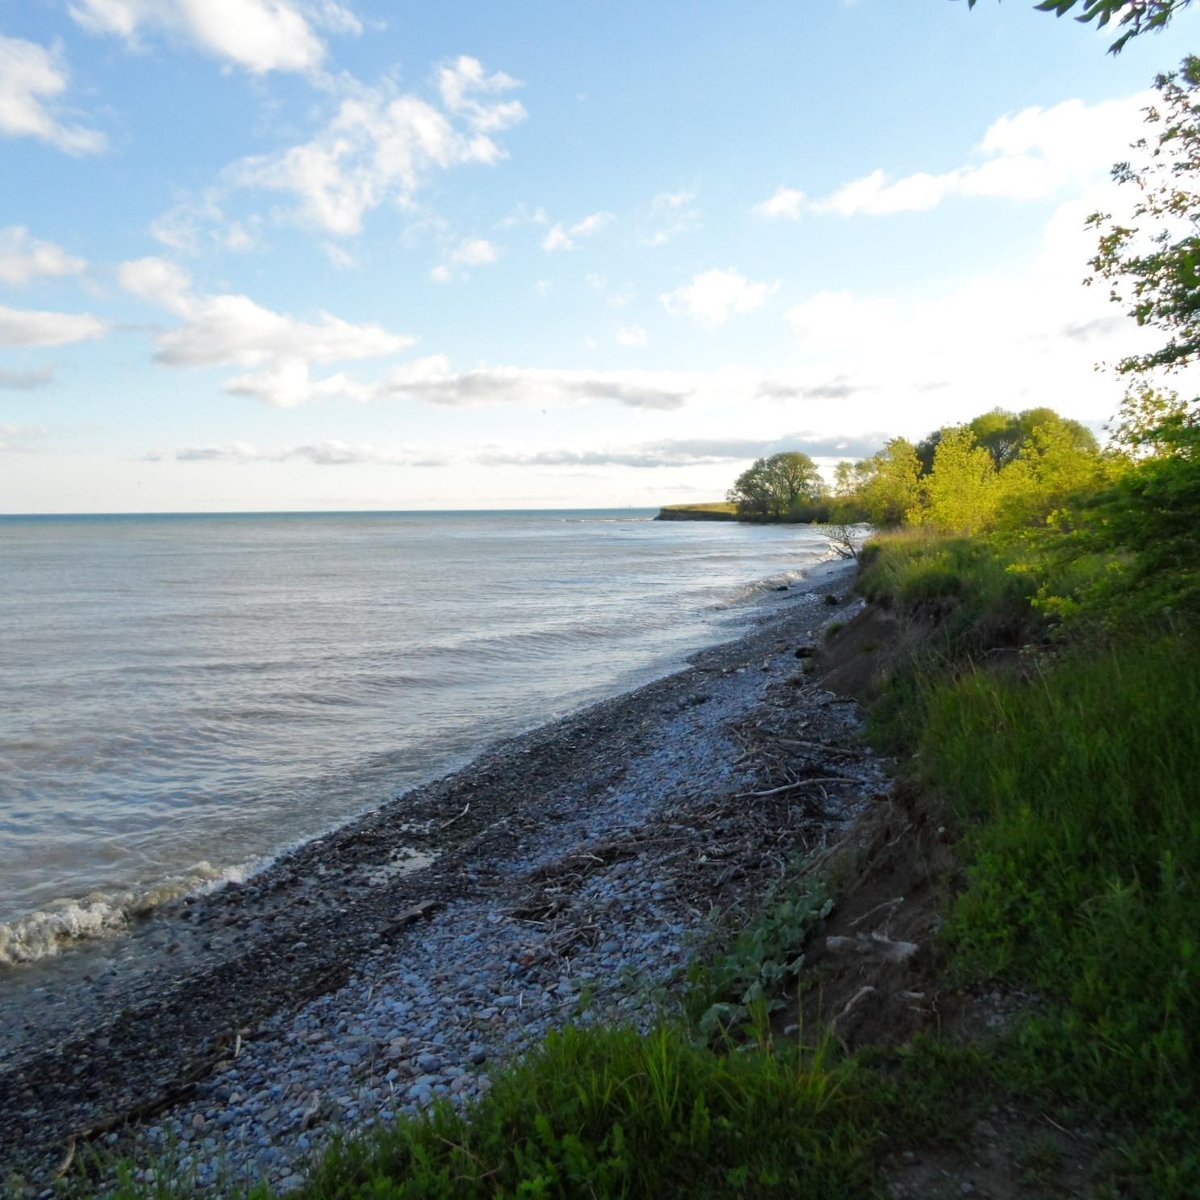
top-left (0, 0), bottom-right (1196, 513)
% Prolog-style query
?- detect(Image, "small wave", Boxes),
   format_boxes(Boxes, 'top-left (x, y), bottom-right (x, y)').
top-left (709, 556), bottom-right (837, 611)
top-left (0, 860), bottom-right (252, 967)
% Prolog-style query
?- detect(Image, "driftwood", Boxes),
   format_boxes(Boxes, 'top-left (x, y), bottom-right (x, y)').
top-left (826, 931), bottom-right (919, 965)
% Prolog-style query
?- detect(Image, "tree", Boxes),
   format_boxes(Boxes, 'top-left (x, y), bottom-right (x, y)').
top-left (856, 438), bottom-right (923, 526)
top-left (910, 426), bottom-right (1002, 533)
top-left (727, 451), bottom-right (823, 518)
top-left (1088, 58), bottom-right (1200, 376)
top-left (995, 419), bottom-right (1113, 527)
top-left (968, 407), bottom-right (1098, 468)
top-left (964, 0), bottom-right (1191, 53)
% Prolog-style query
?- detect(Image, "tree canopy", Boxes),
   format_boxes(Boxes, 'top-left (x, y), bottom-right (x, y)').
top-left (963, 0), bottom-right (1191, 53)
top-left (727, 451), bottom-right (823, 518)
top-left (1087, 57), bottom-right (1200, 376)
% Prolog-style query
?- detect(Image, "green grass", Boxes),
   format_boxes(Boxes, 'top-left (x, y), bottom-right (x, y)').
top-left (857, 530), bottom-right (1200, 1197)
top-left (922, 637), bottom-right (1200, 1193)
top-left (657, 502), bottom-right (739, 515)
top-left (290, 1026), bottom-right (879, 1200)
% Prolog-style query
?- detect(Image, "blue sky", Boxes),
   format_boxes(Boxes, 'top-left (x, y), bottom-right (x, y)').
top-left (0, 0), bottom-right (1195, 512)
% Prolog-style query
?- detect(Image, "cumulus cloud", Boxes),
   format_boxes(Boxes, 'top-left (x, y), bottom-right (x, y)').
top-left (0, 422), bottom-right (48, 450)
top-left (430, 236), bottom-right (501, 282)
top-left (437, 55), bottom-right (524, 132)
top-left (0, 35), bottom-right (106, 155)
top-left (660, 268), bottom-right (779, 328)
top-left (383, 356), bottom-right (690, 411)
top-left (225, 60), bottom-right (525, 235)
top-left (541, 211), bottom-right (614, 252)
top-left (118, 255), bottom-right (412, 407)
top-left (755, 375), bottom-right (873, 402)
top-left (616, 326), bottom-right (647, 348)
top-left (451, 238), bottom-right (500, 266)
top-left (158, 438), bottom-right (446, 466)
top-left (67, 0), bottom-right (358, 74)
top-left (814, 91), bottom-right (1150, 217)
top-left (752, 186), bottom-right (805, 220)
top-left (640, 190), bottom-right (700, 246)
top-left (0, 366), bottom-right (54, 390)
top-left (477, 432), bottom-right (890, 469)
top-left (0, 227), bottom-right (87, 285)
top-left (0, 303), bottom-right (107, 347)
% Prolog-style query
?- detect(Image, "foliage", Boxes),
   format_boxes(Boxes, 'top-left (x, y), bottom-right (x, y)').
top-left (727, 452), bottom-right (823, 519)
top-left (684, 885), bottom-right (833, 1046)
top-left (909, 427), bottom-right (1002, 533)
top-left (963, 0), bottom-right (1191, 53)
top-left (1088, 58), bottom-right (1200, 373)
top-left (848, 438), bottom-right (923, 526)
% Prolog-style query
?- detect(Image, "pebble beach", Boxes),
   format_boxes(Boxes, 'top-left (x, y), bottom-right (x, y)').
top-left (0, 557), bottom-right (890, 1196)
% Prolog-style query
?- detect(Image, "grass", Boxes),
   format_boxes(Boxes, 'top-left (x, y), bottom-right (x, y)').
top-left (860, 529), bottom-right (1200, 1197)
top-left (290, 1026), bottom-right (880, 1200)
top-left (924, 637), bottom-right (1200, 1193)
top-left (656, 502), bottom-right (739, 516)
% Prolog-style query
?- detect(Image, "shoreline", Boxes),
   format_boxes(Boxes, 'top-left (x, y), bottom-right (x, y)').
top-left (0, 556), bottom-right (884, 1192)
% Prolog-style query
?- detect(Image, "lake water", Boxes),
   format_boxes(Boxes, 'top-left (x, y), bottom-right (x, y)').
top-left (0, 509), bottom-right (835, 968)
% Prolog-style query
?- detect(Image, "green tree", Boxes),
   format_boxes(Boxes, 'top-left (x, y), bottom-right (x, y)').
top-left (727, 451), bottom-right (823, 518)
top-left (856, 438), bottom-right (923, 526)
top-left (964, 0), bottom-right (1190, 53)
top-left (911, 426), bottom-right (1002, 533)
top-left (1088, 58), bottom-right (1200, 375)
top-left (995, 419), bottom-right (1113, 527)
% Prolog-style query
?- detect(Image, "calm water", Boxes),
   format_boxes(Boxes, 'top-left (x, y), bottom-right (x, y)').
top-left (0, 510), bottom-right (834, 966)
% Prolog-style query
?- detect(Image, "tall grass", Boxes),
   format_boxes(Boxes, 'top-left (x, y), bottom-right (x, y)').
top-left (926, 641), bottom-right (1199, 1130)
top-left (294, 1025), bottom-right (879, 1199)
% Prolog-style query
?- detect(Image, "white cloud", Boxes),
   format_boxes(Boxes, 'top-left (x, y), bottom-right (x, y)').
top-left (0, 303), bottom-right (107, 347)
top-left (450, 238), bottom-right (500, 266)
top-left (162, 438), bottom-right (446, 466)
top-left (322, 241), bottom-right (357, 270)
top-left (68, 0), bottom-right (351, 74)
top-left (777, 184), bottom-right (1158, 436)
top-left (616, 326), bottom-right (647, 348)
top-left (430, 237), bottom-right (500, 283)
top-left (541, 211), bottom-right (614, 252)
top-left (383, 356), bottom-right (690, 411)
top-left (660, 268), bottom-right (779, 328)
top-left (0, 422), bottom-right (48, 450)
top-left (0, 35), bottom-right (105, 155)
top-left (0, 367), bottom-right (54, 390)
top-left (641, 189), bottom-right (700, 246)
top-left (814, 91), bottom-right (1150, 217)
top-left (118, 255), bottom-right (412, 407)
top-left (0, 227), bottom-right (86, 285)
top-left (752, 185), bottom-right (805, 220)
top-left (437, 55), bottom-right (525, 133)
top-left (226, 62), bottom-right (525, 235)
top-left (477, 432), bottom-right (888, 469)
top-left (541, 225), bottom-right (572, 252)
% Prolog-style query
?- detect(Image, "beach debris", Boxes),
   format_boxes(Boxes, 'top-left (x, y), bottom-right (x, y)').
top-left (299, 1090), bottom-right (322, 1130)
top-left (826, 932), bottom-right (919, 965)
top-left (51, 1136), bottom-right (75, 1181)
top-left (831, 985), bottom-right (877, 1030)
top-left (381, 901), bottom-right (441, 938)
